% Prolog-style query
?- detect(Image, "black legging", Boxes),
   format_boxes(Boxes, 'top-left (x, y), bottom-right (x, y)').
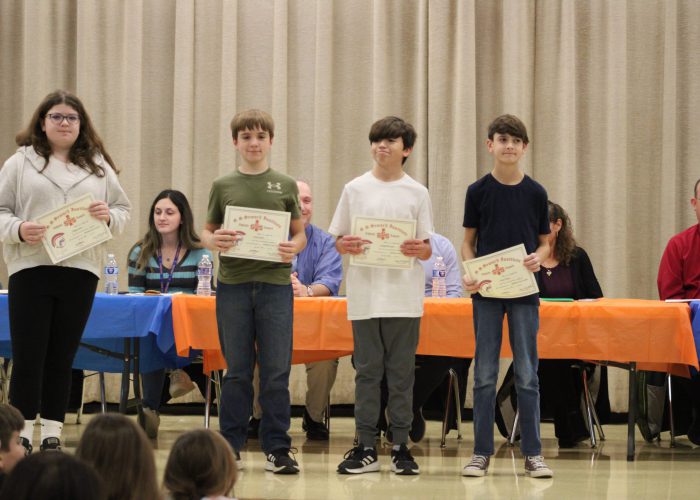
top-left (8, 266), bottom-right (97, 422)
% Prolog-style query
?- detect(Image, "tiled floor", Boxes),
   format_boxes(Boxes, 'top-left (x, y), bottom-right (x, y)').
top-left (57, 413), bottom-right (700, 500)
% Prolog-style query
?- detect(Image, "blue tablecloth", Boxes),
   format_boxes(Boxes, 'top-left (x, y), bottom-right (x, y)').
top-left (689, 301), bottom-right (700, 367)
top-left (0, 293), bottom-right (188, 373)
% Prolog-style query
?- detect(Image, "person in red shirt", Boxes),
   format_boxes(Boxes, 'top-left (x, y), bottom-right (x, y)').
top-left (657, 178), bottom-right (700, 444)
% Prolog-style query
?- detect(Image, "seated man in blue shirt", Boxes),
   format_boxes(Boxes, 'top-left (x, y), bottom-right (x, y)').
top-left (249, 180), bottom-right (343, 440)
top-left (380, 233), bottom-right (470, 442)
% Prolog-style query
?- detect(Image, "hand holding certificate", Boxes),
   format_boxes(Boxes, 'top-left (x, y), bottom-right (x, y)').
top-left (220, 206), bottom-right (291, 262)
top-left (37, 193), bottom-right (112, 264)
top-left (462, 244), bottom-right (539, 298)
top-left (349, 215), bottom-right (417, 270)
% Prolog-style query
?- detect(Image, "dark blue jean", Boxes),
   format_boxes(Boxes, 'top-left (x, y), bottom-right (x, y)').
top-left (472, 300), bottom-right (541, 456)
top-left (216, 281), bottom-right (293, 454)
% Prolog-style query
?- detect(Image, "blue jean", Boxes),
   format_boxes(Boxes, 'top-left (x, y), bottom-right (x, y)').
top-left (216, 281), bottom-right (293, 454)
top-left (472, 300), bottom-right (541, 456)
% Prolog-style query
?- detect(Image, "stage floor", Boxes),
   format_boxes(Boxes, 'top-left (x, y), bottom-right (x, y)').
top-left (50, 414), bottom-right (700, 499)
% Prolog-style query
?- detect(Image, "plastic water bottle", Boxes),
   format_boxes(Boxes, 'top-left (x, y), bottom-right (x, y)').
top-left (196, 254), bottom-right (213, 296)
top-left (104, 253), bottom-right (119, 295)
top-left (431, 256), bottom-right (447, 298)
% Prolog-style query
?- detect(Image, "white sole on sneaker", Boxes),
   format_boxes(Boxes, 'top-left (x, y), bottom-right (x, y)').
top-left (525, 469), bottom-right (553, 478)
top-left (391, 463), bottom-right (419, 475)
top-left (265, 461), bottom-right (300, 474)
top-left (462, 467), bottom-right (487, 477)
top-left (338, 462), bottom-right (380, 474)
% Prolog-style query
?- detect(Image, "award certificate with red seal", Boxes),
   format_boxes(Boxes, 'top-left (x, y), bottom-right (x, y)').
top-left (349, 215), bottom-right (417, 270)
top-left (462, 244), bottom-right (539, 298)
top-left (36, 193), bottom-right (112, 264)
top-left (221, 206), bottom-right (291, 262)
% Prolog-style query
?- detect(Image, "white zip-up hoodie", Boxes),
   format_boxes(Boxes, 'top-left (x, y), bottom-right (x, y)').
top-left (0, 146), bottom-right (131, 278)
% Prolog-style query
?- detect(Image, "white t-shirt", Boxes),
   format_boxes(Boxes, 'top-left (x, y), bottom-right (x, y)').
top-left (328, 171), bottom-right (434, 320)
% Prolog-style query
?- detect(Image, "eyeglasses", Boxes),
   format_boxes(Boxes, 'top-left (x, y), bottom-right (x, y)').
top-left (46, 113), bottom-right (80, 125)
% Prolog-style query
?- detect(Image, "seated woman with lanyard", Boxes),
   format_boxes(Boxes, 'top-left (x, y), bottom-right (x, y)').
top-left (537, 200), bottom-right (609, 447)
top-left (128, 189), bottom-right (213, 438)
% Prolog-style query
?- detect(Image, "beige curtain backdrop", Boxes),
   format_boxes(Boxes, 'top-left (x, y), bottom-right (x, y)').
top-left (1, 0), bottom-right (699, 411)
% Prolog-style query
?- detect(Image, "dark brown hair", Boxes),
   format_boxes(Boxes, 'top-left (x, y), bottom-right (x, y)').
top-left (487, 114), bottom-right (529, 144)
top-left (163, 429), bottom-right (237, 500)
top-left (368, 116), bottom-right (417, 164)
top-left (15, 90), bottom-right (118, 176)
top-left (548, 200), bottom-right (577, 265)
top-left (129, 189), bottom-right (202, 270)
top-left (75, 414), bottom-right (161, 500)
top-left (0, 404), bottom-right (24, 452)
top-left (0, 452), bottom-right (105, 500)
top-left (230, 109), bottom-right (275, 139)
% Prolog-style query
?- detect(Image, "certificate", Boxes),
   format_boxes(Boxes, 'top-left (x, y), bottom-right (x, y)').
top-left (221, 206), bottom-right (291, 262)
top-left (462, 244), bottom-right (539, 298)
top-left (349, 216), bottom-right (416, 270)
top-left (37, 193), bottom-right (112, 264)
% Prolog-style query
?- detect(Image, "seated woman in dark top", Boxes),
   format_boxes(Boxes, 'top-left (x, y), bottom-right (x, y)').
top-left (538, 200), bottom-right (609, 447)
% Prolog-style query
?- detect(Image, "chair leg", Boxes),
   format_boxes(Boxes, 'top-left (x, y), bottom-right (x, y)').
top-left (325, 396), bottom-right (331, 433)
top-left (582, 367), bottom-right (606, 442)
top-left (581, 369), bottom-right (598, 448)
top-left (666, 373), bottom-right (676, 448)
top-left (448, 368), bottom-right (463, 440)
top-left (76, 371), bottom-right (86, 424)
top-left (99, 372), bottom-right (107, 414)
top-left (441, 369), bottom-right (455, 448)
top-left (204, 373), bottom-right (212, 429)
top-left (509, 409), bottom-right (519, 446)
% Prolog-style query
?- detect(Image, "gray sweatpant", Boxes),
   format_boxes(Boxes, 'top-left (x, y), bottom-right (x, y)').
top-left (352, 317), bottom-right (421, 447)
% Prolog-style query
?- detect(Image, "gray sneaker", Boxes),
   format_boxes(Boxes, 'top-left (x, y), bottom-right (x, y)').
top-left (524, 455), bottom-right (553, 478)
top-left (462, 454), bottom-right (490, 477)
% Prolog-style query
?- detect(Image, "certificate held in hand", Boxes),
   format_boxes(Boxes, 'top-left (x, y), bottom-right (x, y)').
top-left (349, 215), bottom-right (417, 270)
top-left (37, 193), bottom-right (112, 264)
top-left (221, 206), bottom-right (291, 262)
top-left (462, 244), bottom-right (539, 299)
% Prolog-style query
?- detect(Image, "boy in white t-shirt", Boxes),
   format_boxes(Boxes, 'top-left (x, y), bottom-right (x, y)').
top-left (329, 116), bottom-right (433, 475)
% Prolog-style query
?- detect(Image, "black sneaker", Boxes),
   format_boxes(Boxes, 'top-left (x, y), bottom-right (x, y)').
top-left (20, 437), bottom-right (32, 456)
top-left (337, 446), bottom-right (380, 474)
top-left (265, 448), bottom-right (300, 474)
top-left (409, 408), bottom-right (426, 443)
top-left (247, 417), bottom-right (260, 440)
top-left (390, 444), bottom-right (419, 475)
top-left (302, 408), bottom-right (329, 441)
top-left (40, 437), bottom-right (62, 452)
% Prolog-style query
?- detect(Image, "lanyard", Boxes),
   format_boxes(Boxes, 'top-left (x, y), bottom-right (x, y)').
top-left (156, 243), bottom-right (182, 293)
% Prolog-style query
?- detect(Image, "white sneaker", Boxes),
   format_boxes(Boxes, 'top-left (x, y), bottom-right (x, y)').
top-left (169, 369), bottom-right (196, 398)
top-left (524, 455), bottom-right (553, 478)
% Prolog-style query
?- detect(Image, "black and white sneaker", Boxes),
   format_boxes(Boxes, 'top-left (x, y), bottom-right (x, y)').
top-left (390, 444), bottom-right (419, 475)
top-left (40, 437), bottom-right (62, 452)
top-left (337, 446), bottom-right (380, 474)
top-left (265, 448), bottom-right (300, 474)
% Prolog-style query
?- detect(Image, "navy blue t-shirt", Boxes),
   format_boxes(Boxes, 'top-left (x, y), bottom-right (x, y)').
top-left (463, 173), bottom-right (549, 304)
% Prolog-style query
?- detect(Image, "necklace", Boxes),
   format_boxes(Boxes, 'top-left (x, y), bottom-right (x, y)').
top-left (542, 265), bottom-right (554, 277)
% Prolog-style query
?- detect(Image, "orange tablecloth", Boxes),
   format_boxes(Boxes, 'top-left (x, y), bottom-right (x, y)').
top-left (171, 296), bottom-right (698, 375)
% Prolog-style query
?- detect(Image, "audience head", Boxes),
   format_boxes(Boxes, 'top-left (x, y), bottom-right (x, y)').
top-left (548, 200), bottom-right (577, 265)
top-left (163, 429), bottom-right (237, 500)
top-left (0, 451), bottom-right (105, 500)
top-left (692, 178), bottom-right (700, 222)
top-left (0, 404), bottom-right (25, 474)
top-left (75, 413), bottom-right (160, 500)
top-left (296, 179), bottom-right (313, 227)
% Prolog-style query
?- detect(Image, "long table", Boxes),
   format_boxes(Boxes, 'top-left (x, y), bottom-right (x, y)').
top-left (171, 296), bottom-right (698, 461)
top-left (0, 293), bottom-right (188, 412)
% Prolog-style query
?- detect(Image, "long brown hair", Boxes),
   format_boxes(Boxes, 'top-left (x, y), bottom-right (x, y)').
top-left (163, 429), bottom-right (237, 500)
top-left (15, 89), bottom-right (118, 176)
top-left (129, 189), bottom-right (202, 270)
top-left (75, 414), bottom-right (161, 500)
top-left (548, 200), bottom-right (577, 265)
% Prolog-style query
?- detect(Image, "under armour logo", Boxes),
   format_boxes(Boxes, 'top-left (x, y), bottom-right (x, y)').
top-left (267, 182), bottom-right (281, 190)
